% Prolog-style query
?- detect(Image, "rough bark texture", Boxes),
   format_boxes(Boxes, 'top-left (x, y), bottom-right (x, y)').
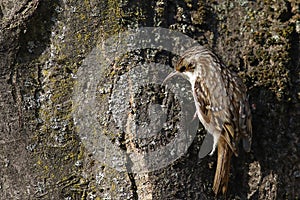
top-left (0, 0), bottom-right (299, 200)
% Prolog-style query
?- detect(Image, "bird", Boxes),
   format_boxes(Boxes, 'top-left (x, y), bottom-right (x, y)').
top-left (163, 45), bottom-right (252, 195)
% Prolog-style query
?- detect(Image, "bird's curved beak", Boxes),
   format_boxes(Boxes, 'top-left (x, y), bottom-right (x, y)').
top-left (162, 71), bottom-right (181, 85)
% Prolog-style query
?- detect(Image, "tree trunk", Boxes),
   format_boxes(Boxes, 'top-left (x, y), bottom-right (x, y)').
top-left (0, 0), bottom-right (299, 199)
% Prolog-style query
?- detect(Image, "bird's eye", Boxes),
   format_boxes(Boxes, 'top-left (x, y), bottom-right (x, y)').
top-left (179, 65), bottom-right (186, 72)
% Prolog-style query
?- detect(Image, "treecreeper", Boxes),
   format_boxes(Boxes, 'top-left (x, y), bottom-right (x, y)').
top-left (164, 45), bottom-right (252, 195)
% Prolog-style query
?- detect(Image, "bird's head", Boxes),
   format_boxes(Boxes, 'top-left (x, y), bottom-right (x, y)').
top-left (163, 49), bottom-right (199, 85)
top-left (163, 45), bottom-right (216, 85)
top-left (174, 56), bottom-right (198, 83)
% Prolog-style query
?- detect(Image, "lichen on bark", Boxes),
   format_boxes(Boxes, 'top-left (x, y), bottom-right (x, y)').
top-left (0, 0), bottom-right (299, 199)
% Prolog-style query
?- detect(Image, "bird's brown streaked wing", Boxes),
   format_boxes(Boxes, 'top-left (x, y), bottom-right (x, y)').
top-left (222, 123), bottom-right (238, 156)
top-left (222, 71), bottom-right (252, 155)
top-left (229, 77), bottom-right (252, 153)
top-left (194, 77), bottom-right (211, 123)
top-left (223, 95), bottom-right (243, 156)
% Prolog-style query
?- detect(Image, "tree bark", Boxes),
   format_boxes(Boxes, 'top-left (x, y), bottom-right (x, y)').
top-left (0, 0), bottom-right (299, 199)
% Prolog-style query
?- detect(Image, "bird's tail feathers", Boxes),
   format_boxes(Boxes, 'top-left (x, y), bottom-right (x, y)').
top-left (212, 138), bottom-right (233, 195)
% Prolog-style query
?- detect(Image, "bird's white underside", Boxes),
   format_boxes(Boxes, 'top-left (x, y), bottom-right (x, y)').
top-left (183, 71), bottom-right (220, 156)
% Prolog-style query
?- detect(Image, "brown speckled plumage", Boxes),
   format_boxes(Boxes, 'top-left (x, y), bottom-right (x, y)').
top-left (165, 46), bottom-right (252, 195)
